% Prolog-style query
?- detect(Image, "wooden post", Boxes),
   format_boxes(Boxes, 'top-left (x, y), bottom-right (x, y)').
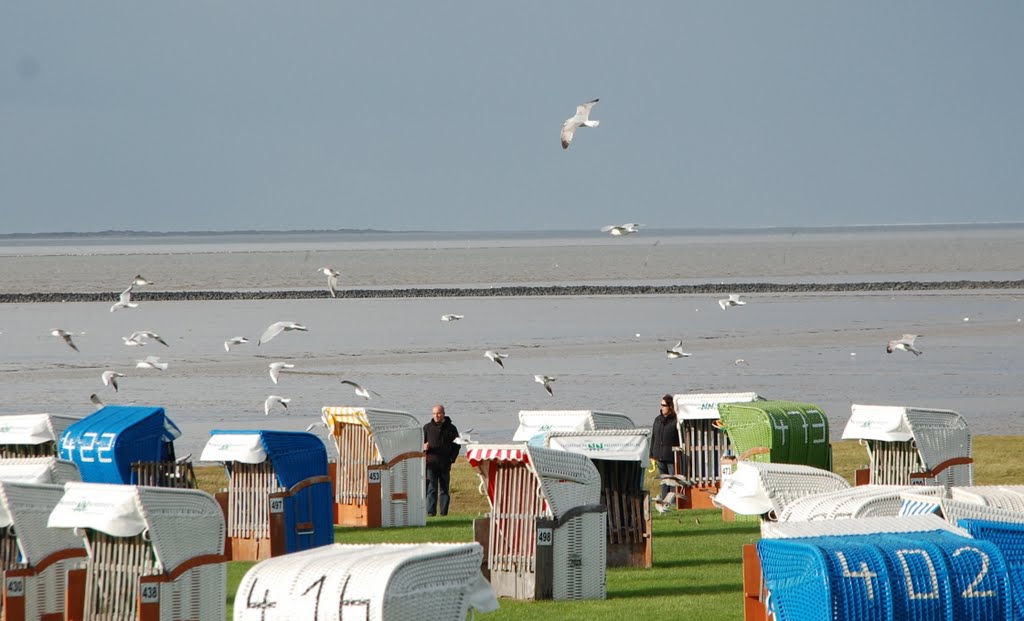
top-left (65, 568), bottom-right (87, 621)
top-left (473, 517), bottom-right (491, 580)
top-left (742, 544), bottom-right (767, 621)
top-left (366, 466), bottom-right (383, 528)
top-left (534, 517), bottom-right (555, 600)
top-left (268, 492), bottom-right (287, 557)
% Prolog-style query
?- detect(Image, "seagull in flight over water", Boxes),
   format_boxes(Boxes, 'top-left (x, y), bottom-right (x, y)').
top-left (258, 321), bottom-right (308, 345)
top-left (454, 428), bottom-right (476, 445)
top-left (534, 374), bottom-right (555, 396)
top-left (264, 395), bottom-right (290, 416)
top-left (51, 329), bottom-right (79, 352)
top-left (441, 314), bottom-right (464, 322)
top-left (340, 379), bottom-right (381, 400)
top-left (124, 330), bottom-right (169, 347)
top-left (887, 334), bottom-right (923, 356)
top-left (132, 275), bottom-right (154, 286)
top-left (666, 341), bottom-right (691, 359)
top-left (269, 362), bottom-right (295, 385)
top-left (561, 99), bottom-right (600, 150)
top-left (718, 294), bottom-right (746, 310)
top-left (135, 356), bottom-right (168, 371)
top-left (601, 223), bottom-right (642, 236)
top-left (318, 267), bottom-right (341, 298)
top-left (484, 350), bottom-right (508, 368)
top-left (90, 393), bottom-right (104, 410)
top-left (224, 336), bottom-right (250, 352)
top-left (101, 371), bottom-right (125, 392)
top-left (110, 285), bottom-right (139, 312)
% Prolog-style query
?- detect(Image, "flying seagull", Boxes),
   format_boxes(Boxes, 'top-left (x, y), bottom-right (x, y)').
top-left (51, 329), bottom-right (79, 352)
top-left (132, 275), bottom-right (154, 286)
top-left (101, 370), bottom-right (125, 392)
top-left (269, 362), bottom-right (295, 385)
top-left (126, 330), bottom-right (169, 347)
top-left (135, 356), bottom-right (168, 371)
top-left (666, 341), bottom-right (691, 359)
top-left (441, 314), bottom-right (464, 322)
top-left (340, 379), bottom-right (381, 400)
top-left (600, 223), bottom-right (642, 236)
top-left (484, 350), bottom-right (508, 368)
top-left (534, 374), bottom-right (555, 396)
top-left (887, 334), bottom-right (923, 356)
top-left (264, 395), bottom-right (290, 416)
top-left (89, 393), bottom-right (104, 410)
top-left (454, 428), bottom-right (476, 446)
top-left (561, 99), bottom-right (600, 150)
top-left (318, 267), bottom-right (341, 298)
top-left (224, 336), bottom-right (250, 352)
top-left (305, 421), bottom-right (327, 433)
top-left (718, 294), bottom-right (747, 310)
top-left (110, 285), bottom-right (138, 312)
top-left (258, 321), bottom-right (308, 345)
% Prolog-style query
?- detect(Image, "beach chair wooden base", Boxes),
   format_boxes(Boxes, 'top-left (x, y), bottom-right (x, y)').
top-left (2, 549), bottom-right (88, 621)
top-left (606, 492), bottom-right (651, 568)
top-left (676, 484), bottom-right (720, 510)
top-left (742, 544), bottom-right (769, 621)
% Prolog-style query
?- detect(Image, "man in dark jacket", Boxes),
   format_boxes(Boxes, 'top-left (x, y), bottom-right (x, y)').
top-left (650, 393), bottom-right (681, 507)
top-left (423, 404), bottom-right (460, 517)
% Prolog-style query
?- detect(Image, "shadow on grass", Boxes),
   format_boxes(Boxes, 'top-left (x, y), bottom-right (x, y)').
top-left (609, 581), bottom-right (740, 599)
top-left (652, 556), bottom-right (738, 569)
top-left (653, 526), bottom-right (759, 538)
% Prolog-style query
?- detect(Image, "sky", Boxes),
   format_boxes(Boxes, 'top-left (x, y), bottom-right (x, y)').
top-left (1, 3), bottom-right (1022, 234)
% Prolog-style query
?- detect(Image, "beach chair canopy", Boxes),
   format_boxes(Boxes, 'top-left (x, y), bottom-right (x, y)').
top-left (48, 481), bottom-right (224, 573)
top-left (672, 392), bottom-right (761, 420)
top-left (778, 484), bottom-right (944, 523)
top-left (0, 456), bottom-right (80, 485)
top-left (512, 410), bottom-right (635, 442)
top-left (0, 413), bottom-right (81, 445)
top-left (201, 429), bottom-right (328, 488)
top-left (951, 486), bottom-right (1024, 513)
top-left (541, 429), bottom-right (650, 462)
top-left (718, 400), bottom-right (831, 468)
top-left (842, 404), bottom-right (972, 475)
top-left (234, 543), bottom-right (498, 621)
top-left (0, 480), bottom-right (84, 565)
top-left (712, 461), bottom-right (849, 517)
top-left (321, 406), bottom-right (421, 463)
top-left (58, 405), bottom-right (181, 484)
top-left (467, 444), bottom-right (601, 520)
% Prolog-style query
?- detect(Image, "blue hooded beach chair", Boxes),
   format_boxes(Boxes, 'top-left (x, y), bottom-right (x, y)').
top-left (201, 429), bottom-right (333, 561)
top-left (57, 405), bottom-right (192, 487)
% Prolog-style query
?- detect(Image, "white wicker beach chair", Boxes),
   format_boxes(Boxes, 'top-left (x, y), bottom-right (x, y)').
top-left (843, 404), bottom-right (973, 488)
top-left (467, 444), bottom-right (607, 601)
top-left (0, 457), bottom-right (81, 485)
top-left (0, 413), bottom-right (80, 458)
top-left (761, 513), bottom-right (970, 539)
top-left (712, 461), bottom-right (850, 519)
top-left (512, 410), bottom-right (635, 442)
top-left (321, 407), bottom-right (425, 528)
top-left (950, 486), bottom-right (1024, 512)
top-left (0, 481), bottom-right (86, 621)
top-left (900, 491), bottom-right (1024, 527)
top-left (48, 481), bottom-right (227, 621)
top-left (778, 485), bottom-right (944, 522)
top-left (233, 543), bottom-right (498, 621)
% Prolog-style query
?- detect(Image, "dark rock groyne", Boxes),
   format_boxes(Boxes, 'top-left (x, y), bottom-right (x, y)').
top-left (2, 280), bottom-right (1022, 303)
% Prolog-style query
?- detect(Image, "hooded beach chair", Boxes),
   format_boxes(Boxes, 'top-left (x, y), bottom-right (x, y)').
top-left (511, 410), bottom-right (635, 442)
top-left (842, 403), bottom-right (973, 488)
top-left (232, 543), bottom-right (498, 621)
top-left (542, 429), bottom-right (652, 567)
top-left (57, 405), bottom-right (195, 488)
top-left (47, 482), bottom-right (226, 621)
top-left (0, 481), bottom-right (86, 621)
top-left (320, 406), bottom-right (425, 528)
top-left (717, 400), bottom-right (832, 470)
top-left (0, 457), bottom-right (80, 485)
top-left (671, 391), bottom-right (762, 510)
top-left (0, 413), bottom-right (80, 458)
top-left (200, 429), bottom-right (333, 561)
top-left (711, 461), bottom-right (850, 520)
top-left (467, 444), bottom-right (606, 601)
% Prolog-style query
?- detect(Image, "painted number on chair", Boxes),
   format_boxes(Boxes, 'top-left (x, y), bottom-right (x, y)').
top-left (894, 549), bottom-right (940, 600)
top-left (368, 469), bottom-right (382, 484)
top-left (537, 528), bottom-right (553, 546)
top-left (835, 551), bottom-right (877, 600)
top-left (270, 498), bottom-right (284, 513)
top-left (140, 583), bottom-right (159, 604)
top-left (952, 547), bottom-right (996, 598)
top-left (5, 577), bottom-right (23, 597)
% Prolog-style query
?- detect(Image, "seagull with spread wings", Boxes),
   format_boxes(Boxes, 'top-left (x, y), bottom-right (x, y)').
top-left (600, 223), bottom-right (642, 236)
top-left (224, 336), bottom-right (250, 352)
top-left (101, 370), bottom-right (125, 392)
top-left (534, 374), bottom-right (555, 396)
top-left (887, 334), bottom-right (923, 356)
top-left (318, 267), bottom-right (341, 298)
top-left (269, 362), bottom-right (295, 385)
top-left (340, 379), bottom-right (381, 400)
top-left (484, 350), bottom-right (508, 368)
top-left (110, 285), bottom-right (139, 312)
top-left (666, 341), bottom-right (691, 359)
top-left (258, 321), bottom-right (308, 345)
top-left (264, 395), bottom-right (290, 416)
top-left (718, 294), bottom-right (746, 310)
top-left (51, 329), bottom-right (79, 352)
top-left (561, 99), bottom-right (600, 149)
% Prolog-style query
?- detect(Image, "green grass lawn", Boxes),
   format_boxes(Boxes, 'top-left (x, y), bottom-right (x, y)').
top-left (210, 437), bottom-right (1023, 620)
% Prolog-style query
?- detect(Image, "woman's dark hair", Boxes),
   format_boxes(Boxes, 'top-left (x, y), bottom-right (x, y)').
top-left (661, 394), bottom-right (674, 408)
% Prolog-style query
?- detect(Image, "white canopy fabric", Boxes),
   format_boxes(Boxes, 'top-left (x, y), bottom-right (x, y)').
top-left (711, 461), bottom-right (774, 515)
top-left (512, 410), bottom-right (634, 442)
top-left (842, 404), bottom-right (914, 441)
top-left (466, 445), bottom-right (528, 465)
top-left (673, 392), bottom-right (760, 420)
top-left (48, 481), bottom-right (146, 537)
top-left (544, 430), bottom-right (650, 462)
top-left (200, 433), bottom-right (267, 464)
top-left (0, 413), bottom-right (68, 444)
top-left (0, 458), bottom-right (80, 485)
